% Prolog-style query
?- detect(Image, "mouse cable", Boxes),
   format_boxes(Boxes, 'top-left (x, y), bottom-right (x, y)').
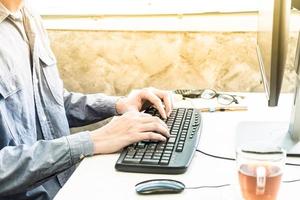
top-left (185, 184), bottom-right (231, 190)
top-left (184, 179), bottom-right (300, 191)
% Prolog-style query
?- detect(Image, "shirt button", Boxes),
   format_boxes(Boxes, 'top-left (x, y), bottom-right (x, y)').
top-left (42, 116), bottom-right (47, 122)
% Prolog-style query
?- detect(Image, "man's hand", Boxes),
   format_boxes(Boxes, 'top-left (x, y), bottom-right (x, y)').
top-left (116, 87), bottom-right (173, 119)
top-left (90, 111), bottom-right (170, 154)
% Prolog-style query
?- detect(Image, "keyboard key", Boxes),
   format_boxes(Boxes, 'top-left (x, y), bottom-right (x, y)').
top-left (135, 152), bottom-right (144, 157)
top-left (168, 137), bottom-right (176, 143)
top-left (176, 147), bottom-right (183, 152)
top-left (134, 155), bottom-right (143, 160)
top-left (147, 143), bottom-right (157, 149)
top-left (154, 150), bottom-right (163, 154)
top-left (125, 151), bottom-right (136, 158)
top-left (166, 143), bottom-right (174, 147)
top-left (123, 158), bottom-right (141, 164)
top-left (153, 155), bottom-right (162, 160)
top-left (163, 149), bottom-right (172, 153)
top-left (165, 146), bottom-right (173, 151)
top-left (170, 130), bottom-right (178, 135)
top-left (162, 154), bottom-right (172, 159)
top-left (143, 155), bottom-right (152, 159)
top-left (160, 159), bottom-right (170, 165)
top-left (144, 152), bottom-right (153, 157)
top-left (141, 159), bottom-right (159, 165)
top-left (136, 142), bottom-right (146, 149)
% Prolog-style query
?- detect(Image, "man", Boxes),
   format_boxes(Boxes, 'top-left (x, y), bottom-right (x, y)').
top-left (0, 0), bottom-right (172, 199)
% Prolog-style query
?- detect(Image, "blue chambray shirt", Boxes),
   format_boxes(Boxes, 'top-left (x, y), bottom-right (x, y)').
top-left (0, 2), bottom-right (119, 200)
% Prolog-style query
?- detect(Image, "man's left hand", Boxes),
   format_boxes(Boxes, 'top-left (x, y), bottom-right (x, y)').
top-left (116, 87), bottom-right (173, 119)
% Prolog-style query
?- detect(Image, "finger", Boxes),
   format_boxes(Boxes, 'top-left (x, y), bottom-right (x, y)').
top-left (139, 122), bottom-right (170, 138)
top-left (138, 112), bottom-right (153, 118)
top-left (123, 111), bottom-right (168, 131)
top-left (141, 90), bottom-right (167, 119)
top-left (149, 88), bottom-right (173, 117)
top-left (124, 110), bottom-right (152, 118)
top-left (135, 132), bottom-right (167, 142)
top-left (139, 116), bottom-right (168, 130)
top-left (161, 92), bottom-right (173, 117)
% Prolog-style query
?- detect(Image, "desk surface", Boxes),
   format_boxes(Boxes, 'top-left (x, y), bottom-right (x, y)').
top-left (54, 93), bottom-right (300, 200)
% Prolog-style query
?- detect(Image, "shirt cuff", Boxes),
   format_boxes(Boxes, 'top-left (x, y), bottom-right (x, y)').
top-left (66, 131), bottom-right (94, 164)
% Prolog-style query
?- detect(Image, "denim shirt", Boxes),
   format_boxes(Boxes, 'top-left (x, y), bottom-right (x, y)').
top-left (0, 2), bottom-right (118, 200)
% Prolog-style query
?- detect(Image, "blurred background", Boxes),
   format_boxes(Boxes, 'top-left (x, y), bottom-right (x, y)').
top-left (31, 0), bottom-right (300, 96)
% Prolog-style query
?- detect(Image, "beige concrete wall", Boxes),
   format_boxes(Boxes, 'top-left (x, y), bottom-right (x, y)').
top-left (48, 30), bottom-right (299, 96)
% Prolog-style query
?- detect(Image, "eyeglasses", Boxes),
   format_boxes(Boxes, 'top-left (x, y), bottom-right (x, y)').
top-left (201, 89), bottom-right (240, 105)
top-left (175, 89), bottom-right (243, 105)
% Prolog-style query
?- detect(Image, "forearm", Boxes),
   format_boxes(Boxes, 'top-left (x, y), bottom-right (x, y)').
top-left (0, 132), bottom-right (93, 196)
top-left (64, 90), bottom-right (119, 127)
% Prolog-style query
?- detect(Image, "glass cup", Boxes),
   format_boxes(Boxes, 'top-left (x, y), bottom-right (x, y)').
top-left (236, 144), bottom-right (286, 200)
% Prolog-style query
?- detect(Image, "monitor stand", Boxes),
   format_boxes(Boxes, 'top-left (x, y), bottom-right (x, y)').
top-left (235, 121), bottom-right (300, 157)
top-left (236, 76), bottom-right (300, 157)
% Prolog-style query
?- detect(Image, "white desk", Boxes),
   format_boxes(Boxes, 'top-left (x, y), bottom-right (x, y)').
top-left (54, 93), bottom-right (300, 200)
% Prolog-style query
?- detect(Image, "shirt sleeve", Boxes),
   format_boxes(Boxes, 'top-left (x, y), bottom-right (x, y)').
top-left (66, 131), bottom-right (94, 163)
top-left (0, 132), bottom-right (93, 196)
top-left (63, 89), bottom-right (119, 127)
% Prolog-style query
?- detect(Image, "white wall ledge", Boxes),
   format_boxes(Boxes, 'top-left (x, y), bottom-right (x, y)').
top-left (43, 13), bottom-right (256, 32)
top-left (43, 11), bottom-right (300, 32)
top-left (33, 0), bottom-right (259, 16)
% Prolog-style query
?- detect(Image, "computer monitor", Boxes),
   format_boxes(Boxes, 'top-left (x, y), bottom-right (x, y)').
top-left (256, 0), bottom-right (290, 107)
top-left (236, 0), bottom-right (300, 156)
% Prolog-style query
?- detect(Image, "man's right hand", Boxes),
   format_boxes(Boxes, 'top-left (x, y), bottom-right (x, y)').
top-left (90, 111), bottom-right (170, 154)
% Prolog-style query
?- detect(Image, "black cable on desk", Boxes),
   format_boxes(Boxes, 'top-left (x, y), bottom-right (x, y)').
top-left (195, 149), bottom-right (300, 184)
top-left (196, 149), bottom-right (300, 166)
top-left (196, 149), bottom-right (235, 161)
top-left (286, 162), bottom-right (300, 166)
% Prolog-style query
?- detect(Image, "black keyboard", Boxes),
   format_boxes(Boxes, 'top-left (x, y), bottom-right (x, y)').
top-left (115, 107), bottom-right (202, 174)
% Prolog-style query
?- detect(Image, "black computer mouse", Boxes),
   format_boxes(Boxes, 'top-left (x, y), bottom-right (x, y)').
top-left (135, 179), bottom-right (185, 195)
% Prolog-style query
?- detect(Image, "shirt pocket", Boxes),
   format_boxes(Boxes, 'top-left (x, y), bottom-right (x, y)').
top-left (0, 74), bottom-right (23, 144)
top-left (39, 52), bottom-right (64, 106)
top-left (0, 74), bottom-right (22, 100)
